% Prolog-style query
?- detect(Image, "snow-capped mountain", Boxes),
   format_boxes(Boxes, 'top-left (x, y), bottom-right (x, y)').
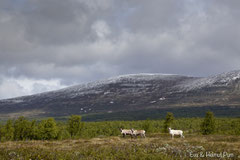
top-left (1, 70), bottom-right (240, 119)
top-left (177, 70), bottom-right (240, 91)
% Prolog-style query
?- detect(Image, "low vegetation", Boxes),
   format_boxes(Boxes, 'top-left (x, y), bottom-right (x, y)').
top-left (1, 113), bottom-right (240, 140)
top-left (0, 134), bottom-right (240, 159)
top-left (0, 112), bottom-right (239, 159)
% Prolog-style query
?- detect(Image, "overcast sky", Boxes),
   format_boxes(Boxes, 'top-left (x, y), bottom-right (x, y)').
top-left (0, 0), bottom-right (240, 99)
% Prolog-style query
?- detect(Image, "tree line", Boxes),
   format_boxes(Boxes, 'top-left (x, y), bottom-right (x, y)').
top-left (0, 112), bottom-right (240, 141)
top-left (0, 115), bottom-right (83, 141)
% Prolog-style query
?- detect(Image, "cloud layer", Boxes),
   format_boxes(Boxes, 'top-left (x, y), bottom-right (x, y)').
top-left (1, 0), bottom-right (240, 99)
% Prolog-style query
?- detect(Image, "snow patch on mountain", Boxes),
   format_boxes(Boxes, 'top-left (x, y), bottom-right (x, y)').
top-left (1, 70), bottom-right (240, 103)
top-left (177, 70), bottom-right (240, 91)
top-left (56, 73), bottom-right (184, 94)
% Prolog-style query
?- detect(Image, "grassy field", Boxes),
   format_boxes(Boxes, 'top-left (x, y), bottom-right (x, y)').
top-left (0, 134), bottom-right (240, 160)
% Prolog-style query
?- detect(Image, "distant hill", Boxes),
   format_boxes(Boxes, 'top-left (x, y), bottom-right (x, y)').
top-left (1, 70), bottom-right (240, 121)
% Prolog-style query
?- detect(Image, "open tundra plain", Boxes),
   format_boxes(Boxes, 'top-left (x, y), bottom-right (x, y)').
top-left (0, 134), bottom-right (240, 160)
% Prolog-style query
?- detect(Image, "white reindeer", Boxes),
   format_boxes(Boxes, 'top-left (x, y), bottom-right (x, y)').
top-left (168, 128), bottom-right (184, 139)
top-left (131, 129), bottom-right (146, 138)
top-left (120, 128), bottom-right (133, 138)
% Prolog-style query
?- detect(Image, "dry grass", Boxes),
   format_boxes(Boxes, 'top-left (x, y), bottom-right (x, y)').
top-left (0, 134), bottom-right (240, 159)
top-left (0, 109), bottom-right (45, 120)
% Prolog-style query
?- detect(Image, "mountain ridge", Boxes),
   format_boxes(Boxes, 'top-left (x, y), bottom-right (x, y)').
top-left (1, 70), bottom-right (240, 120)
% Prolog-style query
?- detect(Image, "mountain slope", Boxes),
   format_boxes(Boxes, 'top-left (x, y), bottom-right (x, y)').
top-left (1, 71), bottom-right (240, 119)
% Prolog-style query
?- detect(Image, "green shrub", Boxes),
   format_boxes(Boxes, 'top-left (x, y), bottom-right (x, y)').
top-left (163, 112), bottom-right (174, 133)
top-left (13, 116), bottom-right (32, 140)
top-left (38, 118), bottom-right (58, 140)
top-left (201, 111), bottom-right (216, 135)
top-left (3, 119), bottom-right (14, 141)
top-left (67, 115), bottom-right (83, 138)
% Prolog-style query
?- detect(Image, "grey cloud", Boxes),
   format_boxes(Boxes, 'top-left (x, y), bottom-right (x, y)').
top-left (0, 76), bottom-right (26, 99)
top-left (125, 0), bottom-right (185, 33)
top-left (1, 0), bottom-right (240, 99)
top-left (21, 0), bottom-right (116, 45)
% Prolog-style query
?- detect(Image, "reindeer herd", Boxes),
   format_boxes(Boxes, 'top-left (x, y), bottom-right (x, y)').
top-left (120, 128), bottom-right (146, 138)
top-left (120, 128), bottom-right (184, 139)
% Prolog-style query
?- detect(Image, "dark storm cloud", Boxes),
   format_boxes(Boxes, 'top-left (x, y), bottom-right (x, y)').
top-left (1, 0), bottom-right (240, 99)
top-left (21, 0), bottom-right (95, 45)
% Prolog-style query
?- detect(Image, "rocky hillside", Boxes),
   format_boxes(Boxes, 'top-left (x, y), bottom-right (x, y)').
top-left (1, 70), bottom-right (240, 119)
